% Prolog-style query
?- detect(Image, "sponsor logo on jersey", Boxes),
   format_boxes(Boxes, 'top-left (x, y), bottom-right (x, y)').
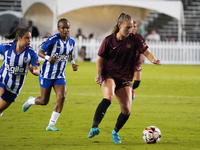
top-left (127, 44), bottom-right (131, 49)
top-left (53, 53), bottom-right (68, 62)
top-left (5, 64), bottom-right (25, 75)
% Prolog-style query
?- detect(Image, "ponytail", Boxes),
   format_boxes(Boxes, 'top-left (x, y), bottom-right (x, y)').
top-left (111, 24), bottom-right (119, 35)
top-left (4, 27), bottom-right (18, 42)
top-left (110, 13), bottom-right (132, 35)
top-left (4, 27), bottom-right (31, 42)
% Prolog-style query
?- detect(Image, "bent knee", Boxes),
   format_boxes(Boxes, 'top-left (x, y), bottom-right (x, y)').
top-left (123, 110), bottom-right (131, 115)
top-left (121, 107), bottom-right (131, 115)
top-left (57, 95), bottom-right (66, 102)
top-left (40, 98), bottom-right (49, 105)
top-left (40, 101), bottom-right (49, 105)
top-left (105, 94), bottom-right (114, 101)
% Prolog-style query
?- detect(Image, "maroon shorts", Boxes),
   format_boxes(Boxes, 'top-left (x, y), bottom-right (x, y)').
top-left (101, 75), bottom-right (132, 93)
top-left (134, 57), bottom-right (142, 72)
top-left (134, 66), bottom-right (142, 72)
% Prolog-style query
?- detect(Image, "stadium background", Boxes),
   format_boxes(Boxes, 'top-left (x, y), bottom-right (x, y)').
top-left (0, 0), bottom-right (198, 41)
top-left (0, 0), bottom-right (200, 65)
top-left (0, 1), bottom-right (200, 150)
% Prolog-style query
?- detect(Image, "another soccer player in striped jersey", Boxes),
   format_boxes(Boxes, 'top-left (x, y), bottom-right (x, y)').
top-left (88, 13), bottom-right (161, 143)
top-left (22, 18), bottom-right (78, 131)
top-left (0, 28), bottom-right (40, 117)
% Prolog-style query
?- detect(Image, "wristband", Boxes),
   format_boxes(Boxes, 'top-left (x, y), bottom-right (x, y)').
top-left (70, 59), bottom-right (75, 65)
top-left (45, 55), bottom-right (50, 61)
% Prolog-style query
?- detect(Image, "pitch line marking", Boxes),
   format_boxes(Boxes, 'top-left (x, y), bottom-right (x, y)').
top-left (20, 91), bottom-right (200, 99)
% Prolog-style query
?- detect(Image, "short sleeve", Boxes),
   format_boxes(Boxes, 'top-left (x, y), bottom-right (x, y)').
top-left (98, 38), bottom-right (108, 58)
top-left (41, 34), bottom-right (59, 52)
top-left (136, 36), bottom-right (148, 54)
top-left (69, 38), bottom-right (75, 54)
top-left (0, 43), bottom-right (11, 55)
top-left (41, 38), bottom-right (54, 52)
top-left (30, 50), bottom-right (40, 67)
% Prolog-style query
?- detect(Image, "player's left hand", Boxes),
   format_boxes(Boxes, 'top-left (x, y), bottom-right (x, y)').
top-left (72, 64), bottom-right (79, 71)
top-left (153, 59), bottom-right (161, 65)
top-left (27, 66), bottom-right (33, 73)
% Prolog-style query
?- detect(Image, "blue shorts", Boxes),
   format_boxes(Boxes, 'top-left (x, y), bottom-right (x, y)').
top-left (39, 76), bottom-right (66, 89)
top-left (0, 82), bottom-right (17, 103)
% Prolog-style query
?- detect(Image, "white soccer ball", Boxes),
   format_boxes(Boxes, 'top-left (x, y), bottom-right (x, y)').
top-left (142, 126), bottom-right (161, 144)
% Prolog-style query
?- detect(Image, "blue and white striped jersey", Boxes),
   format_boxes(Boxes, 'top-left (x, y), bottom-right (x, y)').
top-left (0, 42), bottom-right (40, 94)
top-left (40, 33), bottom-right (75, 79)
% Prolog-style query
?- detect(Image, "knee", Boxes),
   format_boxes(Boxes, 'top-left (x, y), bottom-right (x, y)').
top-left (57, 94), bottom-right (66, 103)
top-left (121, 105), bottom-right (131, 115)
top-left (39, 97), bottom-right (49, 105)
top-left (122, 108), bottom-right (131, 115)
top-left (105, 94), bottom-right (114, 101)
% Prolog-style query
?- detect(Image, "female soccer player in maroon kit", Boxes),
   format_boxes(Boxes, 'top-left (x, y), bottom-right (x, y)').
top-left (132, 21), bottom-right (146, 99)
top-left (88, 13), bottom-right (161, 143)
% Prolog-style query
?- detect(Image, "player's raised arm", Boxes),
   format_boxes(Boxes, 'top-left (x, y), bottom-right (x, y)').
top-left (143, 49), bottom-right (161, 65)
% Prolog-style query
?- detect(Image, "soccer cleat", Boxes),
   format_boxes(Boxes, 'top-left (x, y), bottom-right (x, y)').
top-left (88, 127), bottom-right (100, 138)
top-left (132, 90), bottom-right (135, 100)
top-left (22, 96), bottom-right (33, 112)
top-left (111, 130), bottom-right (121, 143)
top-left (46, 125), bottom-right (60, 131)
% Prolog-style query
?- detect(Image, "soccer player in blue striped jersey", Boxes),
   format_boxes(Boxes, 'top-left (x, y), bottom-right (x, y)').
top-left (22, 18), bottom-right (79, 131)
top-left (0, 28), bottom-right (40, 117)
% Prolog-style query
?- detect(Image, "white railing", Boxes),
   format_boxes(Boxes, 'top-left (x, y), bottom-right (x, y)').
top-left (0, 36), bottom-right (200, 65)
top-left (145, 41), bottom-right (200, 65)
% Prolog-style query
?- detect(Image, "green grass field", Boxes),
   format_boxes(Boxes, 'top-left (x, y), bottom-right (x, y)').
top-left (0, 61), bottom-right (200, 150)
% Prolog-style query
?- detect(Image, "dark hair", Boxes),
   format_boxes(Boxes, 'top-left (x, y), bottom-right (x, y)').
top-left (57, 18), bottom-right (70, 27)
top-left (4, 27), bottom-right (31, 42)
top-left (111, 13), bottom-right (132, 34)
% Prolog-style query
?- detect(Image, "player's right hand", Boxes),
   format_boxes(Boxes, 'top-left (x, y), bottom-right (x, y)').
top-left (48, 57), bottom-right (58, 64)
top-left (95, 75), bottom-right (102, 84)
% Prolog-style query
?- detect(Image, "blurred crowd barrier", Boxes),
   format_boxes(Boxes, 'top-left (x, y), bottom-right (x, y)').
top-left (0, 36), bottom-right (200, 65)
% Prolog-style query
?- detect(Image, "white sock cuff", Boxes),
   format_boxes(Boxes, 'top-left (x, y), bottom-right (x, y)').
top-left (28, 97), bottom-right (36, 105)
top-left (53, 111), bottom-right (60, 116)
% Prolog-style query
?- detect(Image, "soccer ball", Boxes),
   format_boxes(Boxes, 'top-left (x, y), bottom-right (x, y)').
top-left (142, 126), bottom-right (161, 144)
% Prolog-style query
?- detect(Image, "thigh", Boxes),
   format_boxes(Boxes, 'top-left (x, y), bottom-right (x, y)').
top-left (53, 84), bottom-right (66, 99)
top-left (101, 78), bottom-right (116, 101)
top-left (115, 86), bottom-right (132, 115)
top-left (53, 78), bottom-right (66, 98)
top-left (0, 97), bottom-right (12, 112)
top-left (40, 86), bottom-right (52, 102)
top-left (0, 83), bottom-right (5, 97)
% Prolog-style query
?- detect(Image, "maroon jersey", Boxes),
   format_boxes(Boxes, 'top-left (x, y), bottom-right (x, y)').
top-left (134, 33), bottom-right (147, 72)
top-left (98, 33), bottom-right (148, 81)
